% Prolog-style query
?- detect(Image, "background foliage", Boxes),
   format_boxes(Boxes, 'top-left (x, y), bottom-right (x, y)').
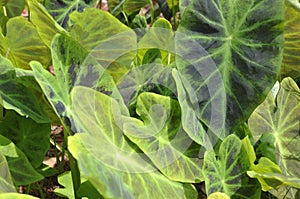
top-left (0, 0), bottom-right (299, 198)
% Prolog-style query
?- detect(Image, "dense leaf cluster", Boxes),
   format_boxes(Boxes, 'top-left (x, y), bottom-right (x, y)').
top-left (0, 0), bottom-right (299, 198)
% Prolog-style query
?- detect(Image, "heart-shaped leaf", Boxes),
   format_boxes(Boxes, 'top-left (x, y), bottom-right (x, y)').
top-left (203, 134), bottom-right (261, 198)
top-left (0, 17), bottom-right (51, 69)
top-left (70, 86), bottom-right (198, 198)
top-left (69, 133), bottom-right (198, 199)
top-left (123, 92), bottom-right (203, 182)
top-left (248, 77), bottom-right (300, 177)
top-left (176, 0), bottom-right (284, 138)
top-left (31, 33), bottom-right (91, 133)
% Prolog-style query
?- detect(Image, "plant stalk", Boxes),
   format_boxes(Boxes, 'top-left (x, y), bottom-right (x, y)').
top-left (68, 150), bottom-right (81, 199)
top-left (149, 0), bottom-right (155, 24)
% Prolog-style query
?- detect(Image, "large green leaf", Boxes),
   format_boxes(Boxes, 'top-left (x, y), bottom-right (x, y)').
top-left (176, 0), bottom-right (284, 137)
top-left (282, 1), bottom-right (300, 80)
top-left (173, 69), bottom-right (215, 148)
top-left (27, 0), bottom-right (66, 48)
top-left (69, 133), bottom-right (198, 199)
top-left (44, 0), bottom-right (97, 28)
top-left (0, 16), bottom-right (51, 69)
top-left (203, 134), bottom-right (261, 198)
top-left (0, 55), bottom-right (49, 123)
top-left (0, 135), bottom-right (43, 185)
top-left (123, 92), bottom-right (203, 182)
top-left (70, 86), bottom-right (198, 198)
top-left (69, 8), bottom-right (137, 82)
top-left (0, 153), bottom-right (16, 193)
top-left (0, 110), bottom-right (50, 168)
top-left (248, 77), bottom-right (300, 177)
top-left (30, 33), bottom-right (89, 133)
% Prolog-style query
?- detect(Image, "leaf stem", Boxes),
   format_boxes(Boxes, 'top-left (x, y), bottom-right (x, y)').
top-left (172, 0), bottom-right (178, 30)
top-left (149, 0), bottom-right (155, 24)
top-left (35, 182), bottom-right (45, 199)
top-left (68, 150), bottom-right (81, 199)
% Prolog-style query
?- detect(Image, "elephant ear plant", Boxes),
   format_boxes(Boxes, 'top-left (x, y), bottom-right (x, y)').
top-left (0, 0), bottom-right (299, 198)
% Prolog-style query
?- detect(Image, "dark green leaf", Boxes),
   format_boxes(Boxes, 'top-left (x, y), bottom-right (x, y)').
top-left (176, 0), bottom-right (284, 137)
top-left (254, 133), bottom-right (276, 163)
top-left (0, 135), bottom-right (43, 185)
top-left (0, 110), bottom-right (51, 168)
top-left (0, 55), bottom-right (50, 123)
top-left (107, 0), bottom-right (124, 16)
top-left (77, 180), bottom-right (104, 199)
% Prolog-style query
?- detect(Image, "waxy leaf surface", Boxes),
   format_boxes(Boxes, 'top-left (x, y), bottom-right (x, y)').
top-left (0, 17), bottom-right (50, 69)
top-left (203, 134), bottom-right (261, 198)
top-left (70, 86), bottom-right (198, 198)
top-left (248, 77), bottom-right (300, 178)
top-left (176, 0), bottom-right (284, 138)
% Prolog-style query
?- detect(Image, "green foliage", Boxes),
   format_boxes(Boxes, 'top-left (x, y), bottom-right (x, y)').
top-left (0, 153), bottom-right (15, 193)
top-left (43, 0), bottom-right (97, 28)
top-left (249, 78), bottom-right (300, 178)
top-left (282, 1), bottom-right (300, 81)
top-left (0, 110), bottom-right (51, 168)
top-left (203, 135), bottom-right (261, 198)
top-left (0, 135), bottom-right (43, 186)
top-left (176, 0), bottom-right (284, 136)
top-left (0, 0), bottom-right (299, 198)
top-left (0, 17), bottom-right (51, 69)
